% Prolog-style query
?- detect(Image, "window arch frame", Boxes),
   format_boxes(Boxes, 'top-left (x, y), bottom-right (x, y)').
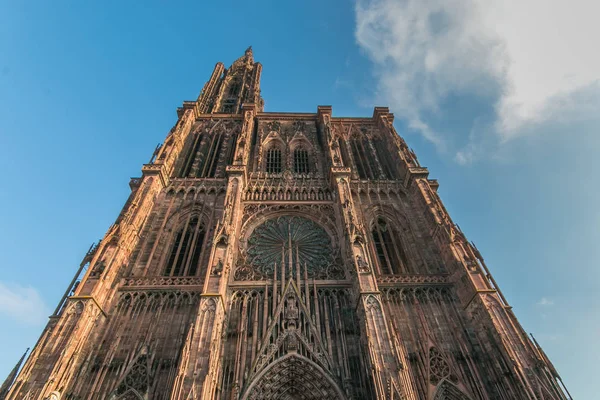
top-left (350, 134), bottom-right (379, 180)
top-left (163, 214), bottom-right (208, 277)
top-left (372, 135), bottom-right (398, 180)
top-left (370, 216), bottom-right (410, 275)
top-left (289, 136), bottom-right (315, 176)
top-left (179, 132), bottom-right (205, 178)
top-left (197, 131), bottom-right (224, 178)
top-left (337, 137), bottom-right (351, 167)
top-left (293, 147), bottom-right (310, 174)
top-left (262, 138), bottom-right (285, 175)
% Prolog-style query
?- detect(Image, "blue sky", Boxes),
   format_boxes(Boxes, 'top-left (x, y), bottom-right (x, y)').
top-left (0, 0), bottom-right (598, 397)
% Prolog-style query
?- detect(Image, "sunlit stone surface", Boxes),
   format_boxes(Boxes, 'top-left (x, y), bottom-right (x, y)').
top-left (2, 48), bottom-right (569, 400)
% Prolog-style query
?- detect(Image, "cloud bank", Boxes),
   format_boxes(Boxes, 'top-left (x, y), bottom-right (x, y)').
top-left (355, 0), bottom-right (600, 162)
top-left (0, 281), bottom-right (49, 325)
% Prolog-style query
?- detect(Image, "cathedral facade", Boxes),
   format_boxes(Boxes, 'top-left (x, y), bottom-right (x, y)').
top-left (3, 49), bottom-right (570, 400)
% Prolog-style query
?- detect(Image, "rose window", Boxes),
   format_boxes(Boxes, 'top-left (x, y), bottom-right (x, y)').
top-left (236, 216), bottom-right (344, 280)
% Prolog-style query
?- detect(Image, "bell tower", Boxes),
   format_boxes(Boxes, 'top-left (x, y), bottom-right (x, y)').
top-left (195, 46), bottom-right (263, 115)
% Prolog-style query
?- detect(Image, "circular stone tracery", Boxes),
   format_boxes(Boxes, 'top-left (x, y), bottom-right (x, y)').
top-left (239, 216), bottom-right (342, 280)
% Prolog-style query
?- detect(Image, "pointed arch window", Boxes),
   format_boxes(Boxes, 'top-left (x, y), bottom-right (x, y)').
top-left (164, 216), bottom-right (206, 276)
top-left (226, 131), bottom-right (239, 165)
top-left (351, 136), bottom-right (378, 179)
top-left (266, 147), bottom-right (282, 174)
top-left (371, 217), bottom-right (409, 274)
top-left (196, 133), bottom-right (223, 178)
top-left (338, 138), bottom-right (350, 167)
top-left (180, 133), bottom-right (204, 178)
top-left (293, 148), bottom-right (310, 174)
top-left (179, 131), bottom-right (225, 178)
top-left (373, 137), bottom-right (397, 179)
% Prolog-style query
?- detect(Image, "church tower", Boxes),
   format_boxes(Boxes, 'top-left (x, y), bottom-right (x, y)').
top-left (4, 49), bottom-right (570, 400)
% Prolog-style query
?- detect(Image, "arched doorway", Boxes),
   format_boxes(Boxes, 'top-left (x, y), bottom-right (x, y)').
top-left (242, 354), bottom-right (346, 400)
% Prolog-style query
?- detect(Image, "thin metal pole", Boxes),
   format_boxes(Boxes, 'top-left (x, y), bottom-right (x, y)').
top-left (52, 242), bottom-right (95, 316)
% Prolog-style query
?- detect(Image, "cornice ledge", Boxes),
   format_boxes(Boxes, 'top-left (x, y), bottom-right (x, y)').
top-left (330, 166), bottom-right (352, 178)
top-left (141, 163), bottom-right (169, 187)
top-left (403, 166), bottom-right (429, 188)
top-left (201, 292), bottom-right (226, 311)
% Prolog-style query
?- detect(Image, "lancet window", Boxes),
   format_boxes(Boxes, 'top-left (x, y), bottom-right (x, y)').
top-left (350, 136), bottom-right (378, 179)
top-left (373, 137), bottom-right (397, 179)
top-left (178, 131), bottom-right (224, 178)
top-left (226, 132), bottom-right (238, 165)
top-left (197, 133), bottom-right (223, 178)
top-left (293, 148), bottom-right (310, 174)
top-left (371, 217), bottom-right (409, 274)
top-left (265, 147), bottom-right (282, 174)
top-left (180, 133), bottom-right (203, 178)
top-left (338, 138), bottom-right (350, 167)
top-left (164, 216), bottom-right (206, 276)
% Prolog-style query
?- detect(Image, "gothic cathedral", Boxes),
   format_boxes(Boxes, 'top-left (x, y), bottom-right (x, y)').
top-left (3, 49), bottom-right (570, 400)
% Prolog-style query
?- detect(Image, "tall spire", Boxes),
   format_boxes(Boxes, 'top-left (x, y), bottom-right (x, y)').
top-left (195, 47), bottom-right (262, 114)
top-left (242, 46), bottom-right (254, 64)
top-left (232, 45), bottom-right (254, 67)
top-left (0, 348), bottom-right (29, 400)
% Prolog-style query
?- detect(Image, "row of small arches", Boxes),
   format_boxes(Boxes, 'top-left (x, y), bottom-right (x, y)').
top-left (164, 185), bottom-right (404, 200)
top-left (166, 186), bottom-right (227, 197)
top-left (350, 187), bottom-right (406, 198)
top-left (117, 291), bottom-right (202, 307)
top-left (382, 287), bottom-right (453, 303)
top-left (230, 287), bottom-right (351, 300)
top-left (243, 187), bottom-right (332, 201)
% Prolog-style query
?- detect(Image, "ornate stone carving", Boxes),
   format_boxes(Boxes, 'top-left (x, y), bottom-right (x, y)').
top-left (433, 380), bottom-right (472, 400)
top-left (240, 203), bottom-right (338, 244)
top-left (244, 176), bottom-right (333, 202)
top-left (238, 215), bottom-right (340, 280)
top-left (355, 254), bottom-right (370, 274)
top-left (46, 391), bottom-right (61, 400)
top-left (377, 274), bottom-right (449, 285)
top-left (67, 301), bottom-right (84, 315)
top-left (429, 347), bottom-right (451, 384)
top-left (243, 354), bottom-right (345, 400)
top-left (211, 259), bottom-right (224, 276)
top-left (121, 276), bottom-right (204, 288)
top-left (111, 347), bottom-right (151, 400)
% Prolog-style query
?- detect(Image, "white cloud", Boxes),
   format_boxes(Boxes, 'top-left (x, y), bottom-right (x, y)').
top-left (492, 0), bottom-right (600, 138)
top-left (355, 0), bottom-right (600, 159)
top-left (355, 0), bottom-right (506, 149)
top-left (537, 297), bottom-right (554, 307)
top-left (0, 281), bottom-right (49, 325)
